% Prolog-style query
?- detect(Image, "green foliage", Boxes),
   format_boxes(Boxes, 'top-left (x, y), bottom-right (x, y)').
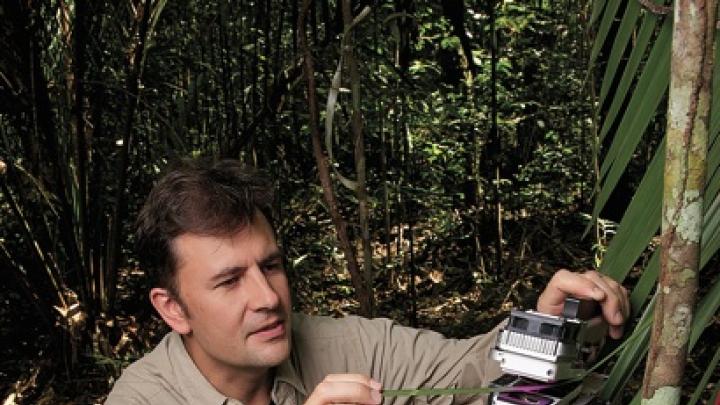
top-left (589, 1), bottom-right (720, 402)
top-left (0, 0), bottom-right (636, 402)
top-left (514, 130), bottom-right (587, 211)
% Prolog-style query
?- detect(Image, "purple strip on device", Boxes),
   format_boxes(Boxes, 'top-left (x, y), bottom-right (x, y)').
top-left (497, 391), bottom-right (554, 405)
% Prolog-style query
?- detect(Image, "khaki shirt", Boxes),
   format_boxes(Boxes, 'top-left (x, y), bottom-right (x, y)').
top-left (105, 313), bottom-right (503, 404)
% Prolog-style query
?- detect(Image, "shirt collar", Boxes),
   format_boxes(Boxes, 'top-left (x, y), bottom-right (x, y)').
top-left (274, 351), bottom-right (307, 397)
top-left (167, 332), bottom-right (229, 405)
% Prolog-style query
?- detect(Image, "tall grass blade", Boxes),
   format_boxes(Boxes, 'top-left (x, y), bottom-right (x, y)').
top-left (598, 140), bottom-right (663, 281)
top-left (589, 0), bottom-right (607, 27)
top-left (598, 13), bottom-right (665, 142)
top-left (589, 0), bottom-right (622, 66)
top-left (598, 0), bottom-right (640, 107)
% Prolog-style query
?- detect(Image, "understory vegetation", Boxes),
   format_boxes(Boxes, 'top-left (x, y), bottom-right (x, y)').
top-left (0, 0), bottom-right (718, 403)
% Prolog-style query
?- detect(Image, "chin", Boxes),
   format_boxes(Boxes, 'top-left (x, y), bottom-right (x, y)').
top-left (254, 339), bottom-right (291, 367)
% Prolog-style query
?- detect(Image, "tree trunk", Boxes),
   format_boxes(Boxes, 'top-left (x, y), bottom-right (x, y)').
top-left (488, 0), bottom-right (503, 276)
top-left (342, 0), bottom-right (374, 316)
top-left (298, 0), bottom-right (371, 317)
top-left (69, 0), bottom-right (93, 310)
top-left (641, 1), bottom-right (715, 403)
top-left (106, 0), bottom-right (153, 314)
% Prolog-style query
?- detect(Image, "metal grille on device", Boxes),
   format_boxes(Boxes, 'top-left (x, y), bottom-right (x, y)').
top-left (501, 330), bottom-right (559, 356)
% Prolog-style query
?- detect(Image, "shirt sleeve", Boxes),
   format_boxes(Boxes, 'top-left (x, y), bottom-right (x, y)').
top-left (104, 379), bottom-right (151, 405)
top-left (358, 317), bottom-right (504, 404)
top-left (292, 314), bottom-right (505, 405)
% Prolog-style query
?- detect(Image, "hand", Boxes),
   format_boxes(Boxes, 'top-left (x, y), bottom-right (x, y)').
top-left (537, 270), bottom-right (630, 339)
top-left (304, 374), bottom-right (383, 405)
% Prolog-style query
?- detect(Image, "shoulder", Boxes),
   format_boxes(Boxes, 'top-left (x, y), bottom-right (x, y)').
top-left (290, 312), bottom-right (437, 355)
top-left (292, 312), bottom-right (397, 340)
top-left (287, 313), bottom-right (399, 384)
top-left (104, 332), bottom-right (185, 405)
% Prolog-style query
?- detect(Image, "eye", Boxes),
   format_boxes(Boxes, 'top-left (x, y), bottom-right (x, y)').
top-left (216, 276), bottom-right (239, 288)
top-left (263, 261), bottom-right (283, 272)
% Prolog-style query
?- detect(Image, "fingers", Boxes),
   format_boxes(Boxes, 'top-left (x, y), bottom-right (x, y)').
top-left (305, 374), bottom-right (382, 405)
top-left (537, 269), bottom-right (605, 314)
top-left (579, 272), bottom-right (630, 339)
top-left (538, 269), bottom-right (631, 339)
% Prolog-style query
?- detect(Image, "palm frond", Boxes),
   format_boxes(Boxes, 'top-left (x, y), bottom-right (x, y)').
top-left (589, 0), bottom-right (720, 401)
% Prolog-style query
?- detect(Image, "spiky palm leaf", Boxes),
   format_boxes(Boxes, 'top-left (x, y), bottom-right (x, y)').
top-left (589, 1), bottom-right (720, 403)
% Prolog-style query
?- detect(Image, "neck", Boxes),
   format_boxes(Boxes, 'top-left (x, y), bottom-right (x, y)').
top-left (214, 369), bottom-right (273, 405)
top-left (182, 336), bottom-right (274, 404)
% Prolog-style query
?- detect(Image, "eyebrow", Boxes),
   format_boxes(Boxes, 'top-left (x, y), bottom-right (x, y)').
top-left (209, 249), bottom-right (284, 284)
top-left (259, 250), bottom-right (284, 266)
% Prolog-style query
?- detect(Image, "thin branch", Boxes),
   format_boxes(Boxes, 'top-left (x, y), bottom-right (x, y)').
top-left (637, 0), bottom-right (672, 15)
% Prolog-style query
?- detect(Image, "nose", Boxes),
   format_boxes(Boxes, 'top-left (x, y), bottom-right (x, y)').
top-left (246, 266), bottom-right (280, 311)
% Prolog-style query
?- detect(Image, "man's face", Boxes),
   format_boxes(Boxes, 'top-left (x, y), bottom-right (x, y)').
top-left (170, 213), bottom-right (291, 375)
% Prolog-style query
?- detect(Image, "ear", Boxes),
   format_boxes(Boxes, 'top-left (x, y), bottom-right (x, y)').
top-left (150, 288), bottom-right (192, 335)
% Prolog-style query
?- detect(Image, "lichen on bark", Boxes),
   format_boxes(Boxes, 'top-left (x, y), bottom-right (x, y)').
top-left (659, 304), bottom-right (692, 356)
top-left (644, 386), bottom-right (681, 405)
top-left (641, 1), bottom-right (715, 403)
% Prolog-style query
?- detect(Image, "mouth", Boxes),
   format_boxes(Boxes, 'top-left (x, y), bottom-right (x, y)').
top-left (249, 319), bottom-right (286, 341)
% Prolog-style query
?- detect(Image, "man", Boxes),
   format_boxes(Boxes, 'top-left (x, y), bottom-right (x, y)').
top-left (105, 159), bottom-right (629, 405)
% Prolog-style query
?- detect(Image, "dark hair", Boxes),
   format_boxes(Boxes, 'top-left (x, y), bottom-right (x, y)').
top-left (135, 158), bottom-right (274, 297)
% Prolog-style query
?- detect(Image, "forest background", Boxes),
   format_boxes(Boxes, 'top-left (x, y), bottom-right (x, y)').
top-left (0, 0), bottom-right (719, 404)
